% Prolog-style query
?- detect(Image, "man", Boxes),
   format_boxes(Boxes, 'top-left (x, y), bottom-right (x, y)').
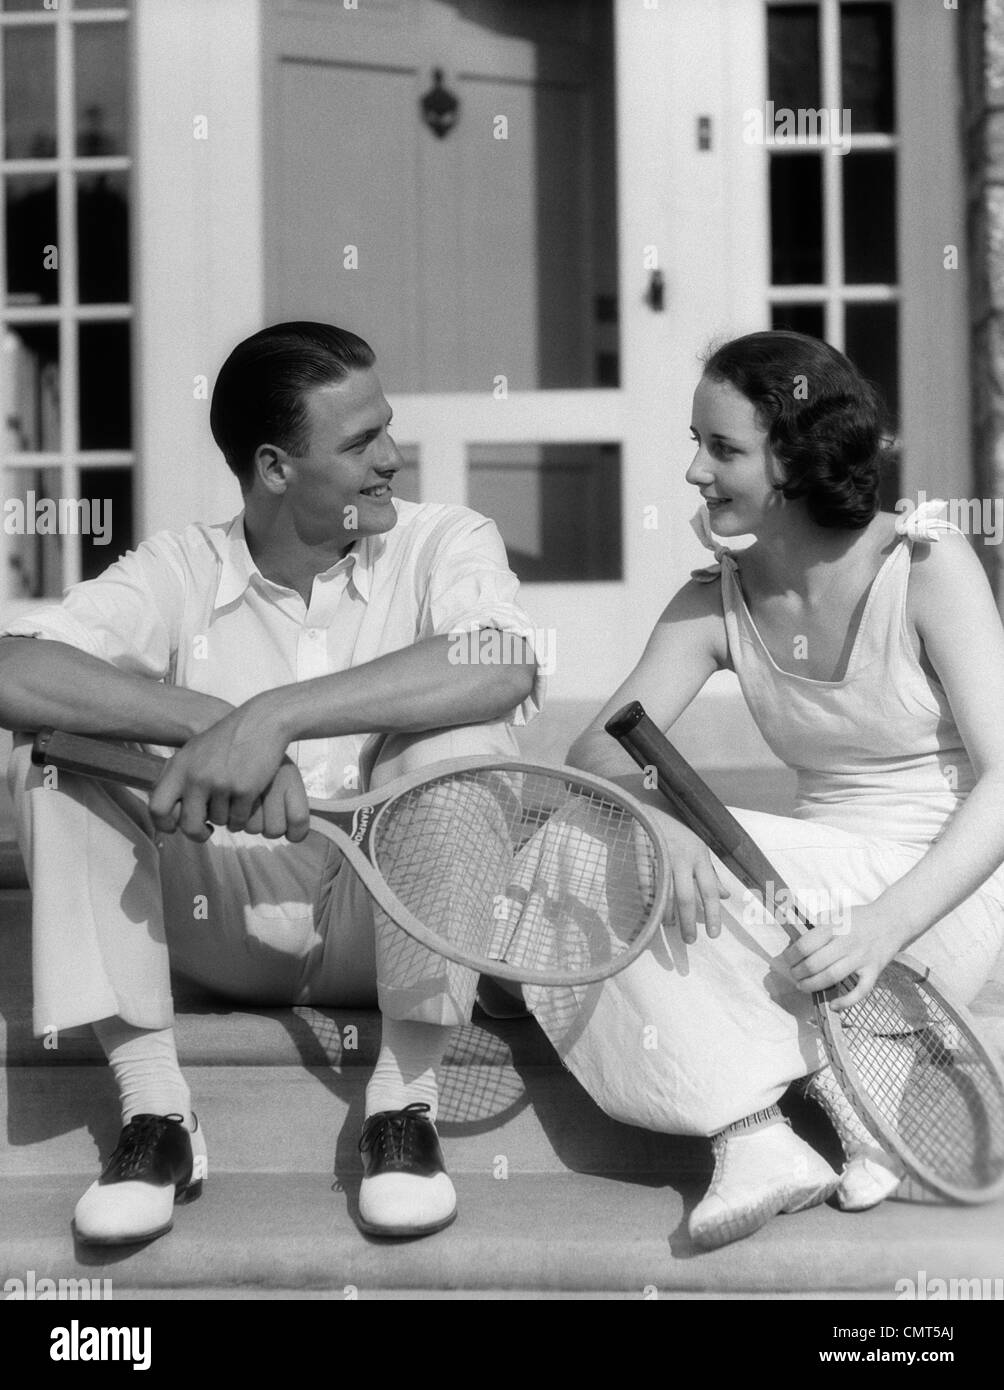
top-left (0, 321), bottom-right (540, 1244)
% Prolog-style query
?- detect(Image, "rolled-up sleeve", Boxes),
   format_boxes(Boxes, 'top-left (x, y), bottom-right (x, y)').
top-left (423, 511), bottom-right (545, 726)
top-left (0, 534), bottom-right (186, 681)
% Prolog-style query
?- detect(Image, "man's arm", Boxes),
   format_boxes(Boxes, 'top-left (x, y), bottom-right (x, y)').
top-left (261, 631), bottom-right (536, 742)
top-left (0, 637), bottom-right (233, 744)
top-left (147, 629), bottom-right (537, 838)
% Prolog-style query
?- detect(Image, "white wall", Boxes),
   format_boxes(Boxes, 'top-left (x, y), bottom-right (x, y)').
top-left (133, 0), bottom-right (263, 538)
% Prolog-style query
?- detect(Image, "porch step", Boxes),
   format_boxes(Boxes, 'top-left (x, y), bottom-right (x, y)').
top-left (6, 1172), bottom-right (1004, 1298)
top-left (5, 898), bottom-right (1004, 1298)
top-left (1, 1062), bottom-right (707, 1181)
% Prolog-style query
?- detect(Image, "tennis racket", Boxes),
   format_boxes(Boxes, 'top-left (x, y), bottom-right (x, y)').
top-left (30, 728), bottom-right (670, 989)
top-left (605, 699), bottom-right (1004, 1204)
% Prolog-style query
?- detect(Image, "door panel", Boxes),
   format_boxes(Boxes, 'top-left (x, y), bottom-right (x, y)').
top-left (265, 0), bottom-right (614, 394)
top-left (273, 59), bottom-right (424, 389)
top-left (456, 76), bottom-right (592, 390)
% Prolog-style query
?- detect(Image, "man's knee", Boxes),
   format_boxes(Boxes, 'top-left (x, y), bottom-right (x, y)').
top-left (7, 731), bottom-right (36, 798)
top-left (364, 719), bottom-right (519, 789)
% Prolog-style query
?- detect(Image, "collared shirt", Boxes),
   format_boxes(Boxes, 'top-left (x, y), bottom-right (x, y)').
top-left (1, 500), bottom-right (544, 798)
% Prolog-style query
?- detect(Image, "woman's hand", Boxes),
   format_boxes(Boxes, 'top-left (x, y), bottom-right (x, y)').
top-left (661, 820), bottom-right (731, 944)
top-left (780, 898), bottom-right (910, 1010)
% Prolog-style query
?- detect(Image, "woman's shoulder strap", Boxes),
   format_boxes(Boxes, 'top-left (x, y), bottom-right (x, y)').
top-left (894, 497), bottom-right (965, 544)
top-left (688, 506), bottom-right (738, 583)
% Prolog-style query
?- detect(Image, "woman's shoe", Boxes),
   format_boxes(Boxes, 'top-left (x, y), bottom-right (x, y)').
top-left (74, 1112), bottom-right (207, 1246)
top-left (689, 1105), bottom-right (839, 1250)
top-left (358, 1102), bottom-right (457, 1237)
top-left (804, 1066), bottom-right (904, 1211)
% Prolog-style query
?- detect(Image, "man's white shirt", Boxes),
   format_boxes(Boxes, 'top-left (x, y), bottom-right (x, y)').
top-left (1, 500), bottom-right (544, 798)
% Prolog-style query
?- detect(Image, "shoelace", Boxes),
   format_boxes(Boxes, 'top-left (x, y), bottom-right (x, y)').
top-left (359, 1102), bottom-right (432, 1162)
top-left (106, 1113), bottom-right (184, 1180)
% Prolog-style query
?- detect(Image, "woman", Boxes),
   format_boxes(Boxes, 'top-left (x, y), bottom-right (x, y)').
top-left (527, 331), bottom-right (1004, 1250)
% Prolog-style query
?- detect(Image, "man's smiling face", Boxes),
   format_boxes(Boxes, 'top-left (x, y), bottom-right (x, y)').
top-left (280, 367), bottom-right (402, 552)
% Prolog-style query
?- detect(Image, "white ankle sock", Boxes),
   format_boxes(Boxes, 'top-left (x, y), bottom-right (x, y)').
top-left (364, 1018), bottom-right (452, 1123)
top-left (92, 1018), bottom-right (192, 1129)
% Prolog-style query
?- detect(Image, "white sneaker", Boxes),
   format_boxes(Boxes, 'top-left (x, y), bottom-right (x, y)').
top-left (689, 1119), bottom-right (839, 1250)
top-left (836, 1149), bottom-right (904, 1211)
top-left (74, 1113), bottom-right (207, 1246)
top-left (804, 1066), bottom-right (903, 1211)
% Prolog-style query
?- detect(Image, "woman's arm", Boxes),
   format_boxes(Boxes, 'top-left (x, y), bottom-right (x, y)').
top-left (565, 577), bottom-right (732, 942)
top-left (0, 637), bottom-right (233, 744)
top-left (567, 576), bottom-right (730, 779)
top-left (787, 532), bottom-right (1004, 1006)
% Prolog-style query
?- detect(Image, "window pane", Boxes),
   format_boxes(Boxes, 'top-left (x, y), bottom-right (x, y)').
top-left (771, 303), bottom-right (825, 339)
top-left (841, 2), bottom-right (895, 134)
top-left (2, 0), bottom-right (48, 11)
top-left (4, 27), bottom-right (56, 159)
top-left (767, 4), bottom-right (821, 112)
top-left (3, 324), bottom-right (60, 452)
top-left (843, 152), bottom-right (897, 283)
top-left (875, 440), bottom-right (901, 514)
top-left (78, 321), bottom-right (131, 448)
top-left (78, 172), bottom-right (130, 303)
top-left (2, 465), bottom-right (64, 599)
top-left (6, 175), bottom-right (58, 306)
top-left (468, 443), bottom-right (622, 582)
top-left (76, 23), bottom-right (128, 156)
top-left (79, 466), bottom-right (133, 579)
top-left (845, 302), bottom-right (899, 428)
top-left (770, 154), bottom-right (823, 284)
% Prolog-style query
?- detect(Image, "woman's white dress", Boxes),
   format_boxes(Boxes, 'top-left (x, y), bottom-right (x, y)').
top-left (525, 505), bottom-right (1004, 1135)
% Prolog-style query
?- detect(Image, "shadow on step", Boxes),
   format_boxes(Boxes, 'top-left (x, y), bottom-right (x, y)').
top-left (263, 1005), bottom-right (714, 1226)
top-left (4, 880), bottom-right (841, 1248)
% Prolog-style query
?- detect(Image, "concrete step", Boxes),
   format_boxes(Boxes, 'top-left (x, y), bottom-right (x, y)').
top-left (5, 856), bottom-right (1004, 1299)
top-left (1, 1062), bottom-right (708, 1180)
top-left (5, 1171), bottom-right (1004, 1298)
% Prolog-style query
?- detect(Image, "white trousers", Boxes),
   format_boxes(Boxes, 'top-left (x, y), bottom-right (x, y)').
top-left (525, 792), bottom-right (1004, 1137)
top-left (8, 720), bottom-right (520, 1036)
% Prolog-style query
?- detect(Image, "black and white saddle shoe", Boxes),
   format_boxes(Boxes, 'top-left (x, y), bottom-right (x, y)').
top-left (357, 1102), bottom-right (457, 1237)
top-left (74, 1113), bottom-right (207, 1246)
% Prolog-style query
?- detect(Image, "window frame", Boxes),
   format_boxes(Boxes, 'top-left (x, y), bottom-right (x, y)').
top-left (0, 1), bottom-right (134, 601)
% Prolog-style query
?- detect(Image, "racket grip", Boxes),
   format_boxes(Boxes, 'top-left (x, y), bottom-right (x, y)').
top-left (31, 728), bottom-right (167, 792)
top-left (605, 701), bottom-right (793, 915)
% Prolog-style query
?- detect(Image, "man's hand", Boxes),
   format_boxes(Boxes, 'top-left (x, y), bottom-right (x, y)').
top-left (148, 701), bottom-right (310, 843)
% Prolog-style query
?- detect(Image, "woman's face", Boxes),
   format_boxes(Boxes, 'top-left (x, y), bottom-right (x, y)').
top-left (686, 376), bottom-right (784, 536)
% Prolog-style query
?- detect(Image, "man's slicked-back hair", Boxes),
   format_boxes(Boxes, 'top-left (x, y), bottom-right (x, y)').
top-left (210, 321), bottom-right (376, 489)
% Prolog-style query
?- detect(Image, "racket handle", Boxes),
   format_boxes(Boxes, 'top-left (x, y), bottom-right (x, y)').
top-left (32, 728), bottom-right (167, 792)
top-left (605, 701), bottom-right (809, 940)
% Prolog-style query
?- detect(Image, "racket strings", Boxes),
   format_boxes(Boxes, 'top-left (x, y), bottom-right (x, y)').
top-left (831, 966), bottom-right (1004, 1193)
top-left (371, 769), bottom-right (661, 978)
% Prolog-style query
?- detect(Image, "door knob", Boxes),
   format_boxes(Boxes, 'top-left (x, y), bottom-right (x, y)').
top-left (645, 270), bottom-right (665, 312)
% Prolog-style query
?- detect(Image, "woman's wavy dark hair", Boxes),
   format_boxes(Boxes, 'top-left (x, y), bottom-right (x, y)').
top-left (702, 330), bottom-right (888, 529)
